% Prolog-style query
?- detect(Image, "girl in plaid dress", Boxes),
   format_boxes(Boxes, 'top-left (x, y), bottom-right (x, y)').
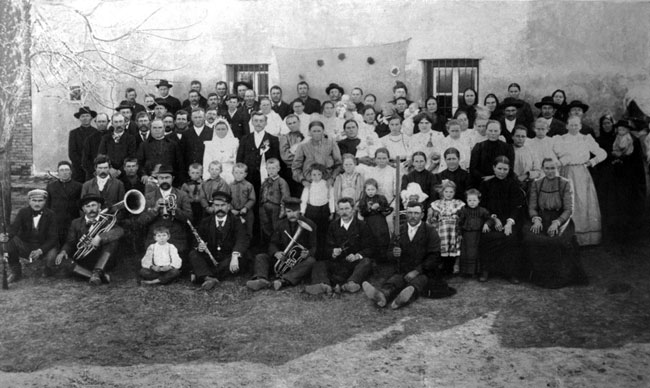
top-left (427, 180), bottom-right (465, 275)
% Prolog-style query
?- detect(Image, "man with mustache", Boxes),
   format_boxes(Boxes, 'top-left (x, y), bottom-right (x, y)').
top-left (0, 189), bottom-right (58, 283)
top-left (134, 111), bottom-right (152, 149)
top-left (188, 191), bottom-right (250, 290)
top-left (51, 194), bottom-right (124, 285)
top-left (137, 118), bottom-right (184, 187)
top-left (97, 113), bottom-right (137, 178)
top-left (81, 155), bottom-right (125, 209)
top-left (137, 165), bottom-right (192, 261)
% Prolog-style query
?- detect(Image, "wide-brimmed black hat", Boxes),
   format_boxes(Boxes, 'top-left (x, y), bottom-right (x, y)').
top-left (157, 165), bottom-right (174, 175)
top-left (233, 81), bottom-right (252, 92)
top-left (74, 106), bottom-right (98, 119)
top-left (80, 194), bottom-right (104, 207)
top-left (155, 79), bottom-right (173, 88)
top-left (326, 83), bottom-right (344, 95)
top-left (501, 97), bottom-right (522, 109)
top-left (534, 96), bottom-right (559, 109)
top-left (613, 119), bottom-right (634, 130)
top-left (115, 100), bottom-right (134, 112)
top-left (211, 191), bottom-right (232, 203)
top-left (567, 100), bottom-right (589, 113)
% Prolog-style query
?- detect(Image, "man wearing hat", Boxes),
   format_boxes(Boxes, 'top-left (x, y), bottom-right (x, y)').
top-left (68, 106), bottom-right (98, 183)
top-left (155, 79), bottom-right (181, 115)
top-left (82, 113), bottom-right (111, 181)
top-left (188, 191), bottom-right (250, 290)
top-left (81, 154), bottom-right (126, 210)
top-left (567, 100), bottom-right (595, 136)
top-left (0, 189), bottom-right (58, 283)
top-left (246, 197), bottom-right (317, 291)
top-left (137, 118), bottom-right (184, 187)
top-left (114, 100), bottom-right (138, 138)
top-left (124, 88), bottom-right (146, 117)
top-left (326, 83), bottom-right (344, 103)
top-left (233, 81), bottom-right (251, 105)
top-left (535, 96), bottom-right (567, 137)
top-left (498, 97), bottom-right (526, 144)
top-left (52, 194), bottom-right (124, 285)
top-left (137, 165), bottom-right (192, 257)
top-left (295, 81), bottom-right (321, 115)
top-left (97, 113), bottom-right (137, 176)
top-left (46, 161), bottom-right (83, 245)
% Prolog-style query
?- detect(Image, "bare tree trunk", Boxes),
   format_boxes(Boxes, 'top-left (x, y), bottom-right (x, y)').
top-left (0, 0), bottom-right (31, 229)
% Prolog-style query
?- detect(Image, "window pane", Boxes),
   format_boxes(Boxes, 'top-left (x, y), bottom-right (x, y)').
top-left (458, 67), bottom-right (476, 92)
top-left (257, 73), bottom-right (269, 96)
top-left (435, 68), bottom-right (453, 93)
top-left (437, 95), bottom-right (453, 119)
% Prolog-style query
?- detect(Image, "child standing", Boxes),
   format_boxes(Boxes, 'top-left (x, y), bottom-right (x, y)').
top-left (358, 178), bottom-right (392, 262)
top-left (301, 163), bottom-right (335, 260)
top-left (428, 180), bottom-right (465, 275)
top-left (200, 161), bottom-right (231, 216)
top-left (181, 163), bottom-right (204, 224)
top-left (332, 153), bottom-right (365, 205)
top-left (140, 226), bottom-right (182, 285)
top-left (457, 189), bottom-right (491, 277)
top-left (230, 163), bottom-right (256, 238)
top-left (260, 158), bottom-right (291, 243)
top-left (612, 121), bottom-right (634, 159)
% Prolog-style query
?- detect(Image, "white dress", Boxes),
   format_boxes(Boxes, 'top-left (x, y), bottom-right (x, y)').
top-left (203, 133), bottom-right (239, 184)
top-left (409, 130), bottom-right (445, 170)
top-left (439, 136), bottom-right (471, 170)
top-left (528, 136), bottom-right (559, 166)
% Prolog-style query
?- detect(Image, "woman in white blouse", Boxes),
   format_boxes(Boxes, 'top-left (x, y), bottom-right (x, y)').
top-left (408, 113), bottom-right (445, 171)
top-left (202, 119), bottom-right (239, 184)
top-left (553, 116), bottom-right (607, 246)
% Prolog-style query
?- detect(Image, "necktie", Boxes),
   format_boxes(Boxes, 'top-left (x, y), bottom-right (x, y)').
top-left (32, 210), bottom-right (43, 217)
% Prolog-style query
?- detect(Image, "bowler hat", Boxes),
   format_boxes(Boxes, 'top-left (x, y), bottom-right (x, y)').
top-left (534, 96), bottom-right (559, 109)
top-left (326, 83), bottom-right (344, 95)
top-left (211, 191), bottom-right (232, 203)
top-left (567, 100), bottom-right (589, 113)
top-left (500, 97), bottom-right (523, 109)
top-left (74, 106), bottom-right (98, 119)
top-left (115, 100), bottom-right (134, 112)
top-left (156, 165), bottom-right (174, 175)
top-left (80, 194), bottom-right (105, 208)
top-left (155, 79), bottom-right (173, 88)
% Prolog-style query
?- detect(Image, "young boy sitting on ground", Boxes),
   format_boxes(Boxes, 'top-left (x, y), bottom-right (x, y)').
top-left (140, 226), bottom-right (182, 285)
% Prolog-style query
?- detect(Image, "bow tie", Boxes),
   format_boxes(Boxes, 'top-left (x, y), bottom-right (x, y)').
top-left (32, 210), bottom-right (43, 217)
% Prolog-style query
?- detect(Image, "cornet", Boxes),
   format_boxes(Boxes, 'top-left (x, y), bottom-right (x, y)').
top-left (161, 193), bottom-right (177, 219)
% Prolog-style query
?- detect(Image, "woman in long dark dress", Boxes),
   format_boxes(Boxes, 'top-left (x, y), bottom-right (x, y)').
top-left (551, 89), bottom-right (569, 123)
top-left (523, 158), bottom-right (588, 288)
top-left (469, 120), bottom-right (514, 187)
top-left (436, 148), bottom-right (472, 200)
top-left (459, 88), bottom-right (478, 129)
top-left (592, 114), bottom-right (616, 225)
top-left (401, 151), bottom-right (440, 209)
top-left (478, 156), bottom-right (524, 283)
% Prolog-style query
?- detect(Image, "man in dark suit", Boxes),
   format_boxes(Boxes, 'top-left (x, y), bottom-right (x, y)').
top-left (97, 113), bottom-right (137, 177)
top-left (306, 197), bottom-right (374, 295)
top-left (363, 201), bottom-right (440, 309)
top-left (68, 106), bottom-right (97, 182)
top-left (115, 100), bottom-right (138, 138)
top-left (189, 191), bottom-right (250, 290)
top-left (214, 81), bottom-right (229, 112)
top-left (46, 161), bottom-right (83, 245)
top-left (222, 94), bottom-right (249, 139)
top-left (234, 81), bottom-right (251, 105)
top-left (247, 197), bottom-right (317, 291)
top-left (535, 96), bottom-right (567, 137)
top-left (82, 112), bottom-right (111, 181)
top-left (270, 85), bottom-right (291, 119)
top-left (499, 97), bottom-right (526, 143)
top-left (180, 108), bottom-right (212, 167)
top-left (52, 194), bottom-right (124, 285)
top-left (296, 81), bottom-right (321, 115)
top-left (236, 111), bottom-right (281, 196)
top-left (137, 118), bottom-right (184, 186)
top-left (124, 88), bottom-right (146, 117)
top-left (134, 112), bottom-right (152, 149)
top-left (238, 89), bottom-right (260, 118)
top-left (155, 79), bottom-right (181, 115)
top-left (181, 80), bottom-right (208, 110)
top-left (0, 189), bottom-right (58, 282)
top-left (81, 155), bottom-right (126, 209)
top-left (119, 158), bottom-right (145, 193)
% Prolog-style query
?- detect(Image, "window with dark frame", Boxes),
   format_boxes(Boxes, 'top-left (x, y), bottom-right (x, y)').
top-left (423, 59), bottom-right (479, 119)
top-left (226, 64), bottom-right (269, 98)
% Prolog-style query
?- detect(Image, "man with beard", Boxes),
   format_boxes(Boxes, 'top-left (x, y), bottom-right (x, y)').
top-left (155, 79), bottom-right (181, 115)
top-left (362, 201), bottom-right (440, 309)
top-left (189, 191), bottom-right (250, 290)
top-left (535, 96), bottom-right (566, 137)
top-left (0, 189), bottom-right (58, 283)
top-left (295, 81), bottom-right (321, 115)
top-left (269, 85), bottom-right (291, 119)
top-left (124, 88), bottom-right (146, 116)
top-left (239, 89), bottom-right (260, 118)
top-left (162, 113), bottom-right (176, 137)
top-left (46, 161), bottom-right (83, 245)
top-left (82, 112), bottom-right (110, 180)
top-left (137, 118), bottom-right (184, 187)
top-left (134, 112), bottom-right (152, 149)
top-left (137, 165), bottom-right (192, 260)
top-left (246, 197), bottom-right (316, 291)
top-left (326, 83), bottom-right (344, 103)
top-left (51, 194), bottom-right (124, 285)
top-left (115, 100), bottom-right (138, 137)
top-left (97, 113), bottom-right (137, 177)
top-left (69, 106), bottom-right (97, 182)
top-left (81, 155), bottom-right (126, 209)
top-left (306, 197), bottom-right (374, 295)
top-left (181, 80), bottom-right (208, 110)
top-left (499, 97), bottom-right (525, 144)
top-left (205, 105), bottom-right (219, 128)
top-left (223, 94), bottom-right (249, 139)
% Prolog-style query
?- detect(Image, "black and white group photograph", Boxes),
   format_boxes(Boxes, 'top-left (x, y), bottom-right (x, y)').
top-left (0, 0), bottom-right (649, 386)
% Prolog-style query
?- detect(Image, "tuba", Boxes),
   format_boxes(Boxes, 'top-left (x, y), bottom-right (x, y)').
top-left (73, 190), bottom-right (146, 261)
top-left (274, 219), bottom-right (313, 276)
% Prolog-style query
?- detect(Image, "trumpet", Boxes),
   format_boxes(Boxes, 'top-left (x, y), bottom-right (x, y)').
top-left (161, 193), bottom-right (177, 219)
top-left (74, 190), bottom-right (146, 261)
top-left (274, 219), bottom-right (313, 276)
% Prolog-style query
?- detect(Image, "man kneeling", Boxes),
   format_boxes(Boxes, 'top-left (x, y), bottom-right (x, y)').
top-left (52, 194), bottom-right (124, 285)
top-left (140, 226), bottom-right (182, 285)
top-left (363, 201), bottom-right (440, 309)
top-left (306, 197), bottom-right (373, 295)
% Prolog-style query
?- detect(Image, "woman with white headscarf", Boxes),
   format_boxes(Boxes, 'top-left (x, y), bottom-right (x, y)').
top-left (202, 119), bottom-right (239, 184)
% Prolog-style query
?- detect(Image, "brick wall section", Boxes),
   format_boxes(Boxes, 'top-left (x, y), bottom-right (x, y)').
top-left (10, 71), bottom-right (33, 177)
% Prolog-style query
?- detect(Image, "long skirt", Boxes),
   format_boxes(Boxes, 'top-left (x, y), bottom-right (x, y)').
top-left (479, 229), bottom-right (519, 277)
top-left (522, 211), bottom-right (588, 288)
top-left (437, 216), bottom-right (460, 257)
top-left (560, 164), bottom-right (602, 246)
top-left (460, 230), bottom-right (481, 275)
top-left (364, 213), bottom-right (391, 261)
top-left (305, 204), bottom-right (330, 261)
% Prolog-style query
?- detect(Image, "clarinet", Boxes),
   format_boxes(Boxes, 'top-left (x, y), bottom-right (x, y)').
top-left (186, 220), bottom-right (218, 267)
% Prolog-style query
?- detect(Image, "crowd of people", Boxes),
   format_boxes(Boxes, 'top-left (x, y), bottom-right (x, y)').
top-left (2, 78), bottom-right (646, 308)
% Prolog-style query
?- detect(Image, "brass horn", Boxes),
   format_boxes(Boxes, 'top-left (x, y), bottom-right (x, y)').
top-left (274, 219), bottom-right (313, 276)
